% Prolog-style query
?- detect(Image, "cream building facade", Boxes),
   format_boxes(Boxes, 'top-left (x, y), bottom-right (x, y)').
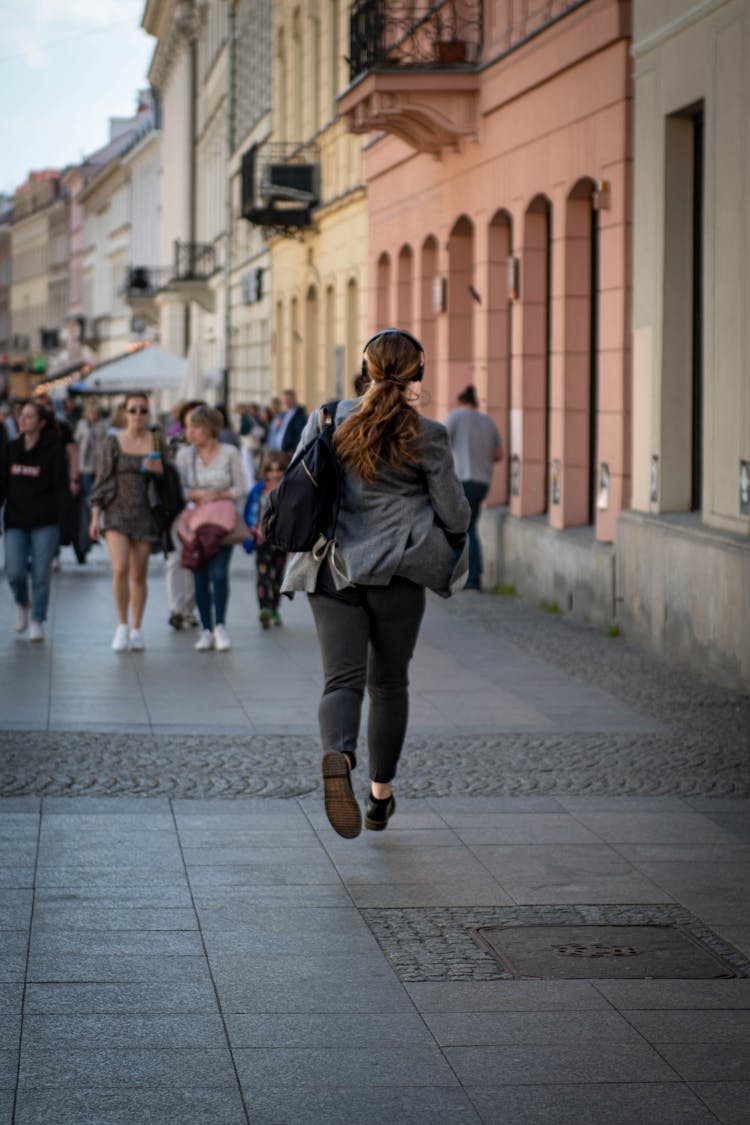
top-left (77, 101), bottom-right (160, 364)
top-left (619, 0), bottom-right (750, 688)
top-left (142, 0), bottom-right (273, 405)
top-left (248, 0), bottom-right (367, 408)
top-left (9, 172), bottom-right (68, 397)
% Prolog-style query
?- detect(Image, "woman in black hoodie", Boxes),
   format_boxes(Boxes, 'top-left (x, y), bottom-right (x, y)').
top-left (0, 400), bottom-right (69, 642)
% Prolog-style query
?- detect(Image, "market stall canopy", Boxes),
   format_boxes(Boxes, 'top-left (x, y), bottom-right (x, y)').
top-left (82, 345), bottom-right (186, 394)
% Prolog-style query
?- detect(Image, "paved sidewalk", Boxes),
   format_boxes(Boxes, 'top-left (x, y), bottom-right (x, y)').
top-left (0, 549), bottom-right (748, 1124)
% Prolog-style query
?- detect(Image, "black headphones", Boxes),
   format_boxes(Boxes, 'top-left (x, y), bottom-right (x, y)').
top-left (361, 328), bottom-right (425, 383)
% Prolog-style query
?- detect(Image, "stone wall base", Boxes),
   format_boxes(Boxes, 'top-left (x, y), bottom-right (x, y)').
top-left (479, 507), bottom-right (750, 692)
top-left (479, 509), bottom-right (616, 628)
top-left (616, 511), bottom-right (750, 692)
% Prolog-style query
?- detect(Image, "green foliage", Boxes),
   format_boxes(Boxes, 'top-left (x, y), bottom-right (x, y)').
top-left (606, 624), bottom-right (621, 638)
top-left (540, 600), bottom-right (562, 616)
top-left (492, 584), bottom-right (516, 596)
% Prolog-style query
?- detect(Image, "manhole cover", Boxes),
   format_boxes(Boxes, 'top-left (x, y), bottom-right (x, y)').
top-left (474, 924), bottom-right (739, 979)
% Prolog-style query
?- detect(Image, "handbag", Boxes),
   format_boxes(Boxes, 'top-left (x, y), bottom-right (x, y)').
top-left (177, 499), bottom-right (251, 549)
top-left (145, 430), bottom-right (184, 534)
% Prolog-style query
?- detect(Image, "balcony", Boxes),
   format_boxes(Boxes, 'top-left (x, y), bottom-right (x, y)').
top-left (337, 0), bottom-right (482, 155)
top-left (125, 247), bottom-right (220, 317)
top-left (167, 242), bottom-right (220, 311)
top-left (241, 144), bottom-right (320, 232)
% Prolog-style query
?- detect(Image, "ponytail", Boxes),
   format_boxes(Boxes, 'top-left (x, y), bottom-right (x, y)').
top-left (334, 333), bottom-right (422, 482)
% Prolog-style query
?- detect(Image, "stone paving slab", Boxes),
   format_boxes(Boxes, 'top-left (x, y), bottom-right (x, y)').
top-left (465, 1083), bottom-right (718, 1125)
top-left (13, 1088), bottom-right (248, 1125)
top-left (1, 550), bottom-right (749, 1122)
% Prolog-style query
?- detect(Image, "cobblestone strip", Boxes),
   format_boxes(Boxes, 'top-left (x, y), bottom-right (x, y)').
top-left (360, 904), bottom-right (750, 982)
top-left (440, 591), bottom-right (750, 746)
top-left (0, 730), bottom-right (748, 797)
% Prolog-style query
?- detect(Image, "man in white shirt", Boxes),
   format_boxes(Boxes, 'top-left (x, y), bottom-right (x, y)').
top-left (444, 385), bottom-right (503, 591)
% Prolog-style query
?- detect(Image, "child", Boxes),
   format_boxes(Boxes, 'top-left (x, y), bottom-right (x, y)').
top-left (243, 452), bottom-right (289, 629)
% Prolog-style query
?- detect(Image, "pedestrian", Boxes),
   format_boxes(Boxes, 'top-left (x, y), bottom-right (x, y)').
top-left (88, 392), bottom-right (167, 652)
top-left (282, 329), bottom-right (470, 838)
top-left (165, 399), bottom-right (206, 630)
top-left (215, 403), bottom-right (240, 448)
top-left (36, 393), bottom-right (81, 572)
top-left (0, 400), bottom-right (71, 642)
top-left (444, 385), bottom-right (503, 592)
top-left (266, 388), bottom-right (307, 453)
top-left (244, 452), bottom-right (289, 630)
top-left (73, 400), bottom-right (106, 497)
top-left (176, 404), bottom-right (247, 652)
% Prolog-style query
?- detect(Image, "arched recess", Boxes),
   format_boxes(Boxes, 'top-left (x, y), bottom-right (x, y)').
top-left (513, 194), bottom-right (551, 517)
top-left (275, 298), bottom-right (284, 390)
top-left (397, 244), bottom-right (414, 330)
top-left (346, 277), bottom-right (359, 387)
top-left (290, 295), bottom-right (301, 399)
top-left (448, 215), bottom-right (475, 407)
top-left (556, 177), bottom-right (599, 528)
top-left (324, 283), bottom-right (336, 396)
top-left (376, 252), bottom-right (391, 328)
top-left (304, 284), bottom-right (319, 410)
top-left (487, 209), bottom-right (513, 504)
top-left (419, 235), bottom-right (439, 414)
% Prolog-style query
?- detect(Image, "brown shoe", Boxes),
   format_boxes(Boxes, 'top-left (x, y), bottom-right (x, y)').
top-left (321, 751), bottom-right (362, 839)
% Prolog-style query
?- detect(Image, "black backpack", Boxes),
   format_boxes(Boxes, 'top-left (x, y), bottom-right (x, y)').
top-left (261, 400), bottom-right (340, 553)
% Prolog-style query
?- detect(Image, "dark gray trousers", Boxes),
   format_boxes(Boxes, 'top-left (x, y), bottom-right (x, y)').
top-left (308, 574), bottom-right (425, 783)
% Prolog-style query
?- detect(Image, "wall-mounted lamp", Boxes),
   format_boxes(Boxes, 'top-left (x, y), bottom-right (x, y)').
top-left (551, 458), bottom-right (561, 506)
top-left (593, 180), bottom-right (611, 210)
top-left (740, 460), bottom-right (750, 515)
top-left (433, 276), bottom-right (447, 313)
top-left (597, 462), bottom-right (610, 511)
top-left (650, 454), bottom-right (659, 503)
top-left (510, 454), bottom-right (520, 497)
top-left (506, 256), bottom-right (520, 301)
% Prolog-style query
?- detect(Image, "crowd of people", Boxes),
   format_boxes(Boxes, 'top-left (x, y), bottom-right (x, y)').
top-left (0, 388), bottom-right (311, 651)
top-left (1, 341), bottom-right (502, 837)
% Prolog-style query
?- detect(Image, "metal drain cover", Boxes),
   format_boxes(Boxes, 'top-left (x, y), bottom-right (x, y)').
top-left (474, 924), bottom-right (739, 979)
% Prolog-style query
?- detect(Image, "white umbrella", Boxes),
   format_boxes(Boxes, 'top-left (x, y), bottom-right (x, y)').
top-left (179, 337), bottom-right (204, 401)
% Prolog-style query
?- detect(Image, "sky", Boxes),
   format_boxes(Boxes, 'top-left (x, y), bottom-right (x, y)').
top-left (0, 0), bottom-right (154, 196)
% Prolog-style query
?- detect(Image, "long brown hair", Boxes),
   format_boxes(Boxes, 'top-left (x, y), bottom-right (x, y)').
top-left (334, 331), bottom-right (423, 481)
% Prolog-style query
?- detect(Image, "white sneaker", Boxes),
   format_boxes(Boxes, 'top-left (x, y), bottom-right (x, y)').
top-left (112, 624), bottom-right (130, 652)
top-left (28, 620), bottom-right (44, 643)
top-left (129, 628), bottom-right (145, 651)
top-left (194, 629), bottom-right (214, 651)
top-left (213, 624), bottom-right (231, 651)
top-left (14, 604), bottom-right (29, 633)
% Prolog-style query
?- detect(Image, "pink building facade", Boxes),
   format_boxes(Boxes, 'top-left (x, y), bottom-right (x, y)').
top-left (339, 0), bottom-right (632, 617)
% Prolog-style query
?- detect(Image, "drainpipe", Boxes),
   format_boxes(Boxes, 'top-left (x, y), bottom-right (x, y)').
top-left (222, 0), bottom-right (238, 408)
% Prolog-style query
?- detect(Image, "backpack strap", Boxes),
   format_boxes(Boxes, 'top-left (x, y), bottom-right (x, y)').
top-left (318, 399), bottom-right (340, 430)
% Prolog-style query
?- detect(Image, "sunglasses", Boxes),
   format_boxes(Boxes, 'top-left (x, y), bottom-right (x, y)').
top-left (126, 408), bottom-right (149, 415)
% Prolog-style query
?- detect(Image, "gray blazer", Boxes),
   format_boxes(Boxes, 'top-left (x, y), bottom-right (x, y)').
top-left (281, 398), bottom-right (471, 598)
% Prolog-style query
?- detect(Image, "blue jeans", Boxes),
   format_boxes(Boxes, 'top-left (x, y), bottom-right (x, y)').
top-left (4, 525), bottom-right (60, 622)
top-left (462, 480), bottom-right (489, 589)
top-left (193, 545), bottom-right (232, 629)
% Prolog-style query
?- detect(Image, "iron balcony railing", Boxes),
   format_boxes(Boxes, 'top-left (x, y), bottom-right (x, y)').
top-left (172, 241), bottom-right (218, 282)
top-left (348, 0), bottom-right (483, 80)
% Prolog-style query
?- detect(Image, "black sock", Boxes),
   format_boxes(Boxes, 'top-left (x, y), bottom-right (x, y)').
top-left (369, 790), bottom-right (391, 804)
